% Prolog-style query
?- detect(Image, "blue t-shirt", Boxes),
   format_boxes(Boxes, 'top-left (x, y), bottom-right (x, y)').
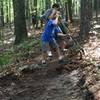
top-left (41, 19), bottom-right (56, 42)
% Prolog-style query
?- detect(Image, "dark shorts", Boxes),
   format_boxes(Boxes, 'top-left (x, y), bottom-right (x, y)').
top-left (41, 38), bottom-right (59, 52)
top-left (56, 35), bottom-right (65, 44)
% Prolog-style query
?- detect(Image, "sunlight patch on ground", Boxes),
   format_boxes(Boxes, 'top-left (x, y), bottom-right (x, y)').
top-left (95, 48), bottom-right (100, 57)
top-left (90, 30), bottom-right (98, 35)
top-left (94, 25), bottom-right (100, 29)
top-left (84, 35), bottom-right (100, 63)
top-left (3, 37), bottom-right (15, 44)
top-left (28, 32), bottom-right (32, 37)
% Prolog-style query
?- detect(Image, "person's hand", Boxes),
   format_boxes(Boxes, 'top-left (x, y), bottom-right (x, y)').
top-left (56, 11), bottom-right (60, 14)
top-left (57, 33), bottom-right (67, 37)
top-left (49, 9), bottom-right (56, 19)
top-left (56, 11), bottom-right (60, 17)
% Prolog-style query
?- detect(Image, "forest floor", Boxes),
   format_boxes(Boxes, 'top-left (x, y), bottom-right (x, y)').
top-left (0, 21), bottom-right (100, 100)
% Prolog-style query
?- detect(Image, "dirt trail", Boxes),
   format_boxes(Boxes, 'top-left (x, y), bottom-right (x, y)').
top-left (0, 39), bottom-right (96, 100)
top-left (0, 64), bottom-right (84, 100)
top-left (1, 23), bottom-right (100, 100)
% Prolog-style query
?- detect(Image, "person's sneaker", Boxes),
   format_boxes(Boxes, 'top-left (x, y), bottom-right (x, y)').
top-left (61, 49), bottom-right (67, 55)
top-left (63, 49), bottom-right (67, 52)
top-left (58, 58), bottom-right (64, 64)
top-left (47, 51), bottom-right (52, 57)
top-left (42, 60), bottom-right (46, 64)
top-left (41, 60), bottom-right (47, 67)
top-left (58, 56), bottom-right (64, 64)
top-left (47, 56), bottom-right (52, 61)
top-left (47, 51), bottom-right (53, 61)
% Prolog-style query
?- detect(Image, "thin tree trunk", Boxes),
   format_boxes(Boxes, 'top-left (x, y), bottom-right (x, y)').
top-left (45, 0), bottom-right (51, 10)
top-left (0, 0), bottom-right (4, 27)
top-left (6, 0), bottom-right (9, 23)
top-left (68, 0), bottom-right (72, 22)
top-left (65, 2), bottom-right (68, 22)
top-left (34, 0), bottom-right (38, 28)
top-left (96, 0), bottom-right (99, 20)
top-left (25, 0), bottom-right (30, 19)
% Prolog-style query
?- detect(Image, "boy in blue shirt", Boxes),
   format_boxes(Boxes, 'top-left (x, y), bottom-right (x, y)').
top-left (41, 10), bottom-right (64, 65)
top-left (42, 4), bottom-right (67, 55)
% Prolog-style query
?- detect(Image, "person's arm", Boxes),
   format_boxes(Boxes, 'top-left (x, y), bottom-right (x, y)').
top-left (53, 11), bottom-right (60, 25)
top-left (48, 9), bottom-right (56, 19)
top-left (53, 16), bottom-right (59, 25)
top-left (57, 33), bottom-right (67, 36)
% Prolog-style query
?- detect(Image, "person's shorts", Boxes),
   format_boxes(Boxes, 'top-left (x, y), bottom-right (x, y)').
top-left (53, 26), bottom-right (62, 36)
top-left (41, 38), bottom-right (59, 52)
top-left (56, 35), bottom-right (65, 44)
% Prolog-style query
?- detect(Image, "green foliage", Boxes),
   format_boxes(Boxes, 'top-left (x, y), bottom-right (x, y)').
top-left (0, 48), bottom-right (14, 66)
top-left (0, 0), bottom-right (82, 26)
top-left (17, 40), bottom-right (34, 50)
top-left (0, 38), bottom-right (41, 68)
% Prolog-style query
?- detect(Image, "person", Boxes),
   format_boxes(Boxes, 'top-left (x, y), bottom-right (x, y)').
top-left (52, 24), bottom-right (66, 52)
top-left (41, 10), bottom-right (64, 65)
top-left (40, 3), bottom-right (60, 57)
top-left (52, 11), bottom-right (67, 52)
top-left (32, 12), bottom-right (37, 29)
top-left (42, 4), bottom-right (67, 53)
top-left (41, 3), bottom-right (60, 24)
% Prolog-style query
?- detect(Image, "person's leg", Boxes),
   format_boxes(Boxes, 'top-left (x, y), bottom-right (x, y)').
top-left (56, 45), bottom-right (63, 61)
top-left (48, 41), bottom-right (56, 57)
top-left (58, 36), bottom-right (66, 52)
top-left (53, 26), bottom-right (66, 52)
top-left (55, 34), bottom-right (66, 56)
top-left (41, 41), bottom-right (49, 64)
top-left (51, 38), bottom-right (64, 62)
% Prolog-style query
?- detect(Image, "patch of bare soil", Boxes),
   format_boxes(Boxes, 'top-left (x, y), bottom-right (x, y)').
top-left (0, 53), bottom-right (86, 100)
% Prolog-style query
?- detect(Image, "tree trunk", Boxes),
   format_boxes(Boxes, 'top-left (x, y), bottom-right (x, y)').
top-left (13, 0), bottom-right (28, 44)
top-left (45, 0), bottom-right (51, 10)
top-left (96, 0), bottom-right (99, 20)
top-left (25, 0), bottom-right (30, 19)
top-left (79, 0), bottom-right (92, 39)
top-left (68, 0), bottom-right (72, 22)
top-left (6, 0), bottom-right (9, 23)
top-left (0, 0), bottom-right (4, 27)
top-left (65, 1), bottom-right (72, 22)
top-left (33, 0), bottom-right (38, 28)
top-left (65, 2), bottom-right (68, 22)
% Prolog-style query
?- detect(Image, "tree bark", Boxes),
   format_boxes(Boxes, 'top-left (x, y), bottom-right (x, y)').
top-left (45, 0), bottom-right (51, 10)
top-left (0, 0), bottom-right (4, 27)
top-left (79, 0), bottom-right (92, 39)
top-left (13, 0), bottom-right (28, 44)
top-left (65, 1), bottom-right (72, 22)
top-left (68, 0), bottom-right (72, 22)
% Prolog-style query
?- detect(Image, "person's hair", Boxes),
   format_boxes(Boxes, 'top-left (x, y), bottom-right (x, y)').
top-left (52, 3), bottom-right (59, 8)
